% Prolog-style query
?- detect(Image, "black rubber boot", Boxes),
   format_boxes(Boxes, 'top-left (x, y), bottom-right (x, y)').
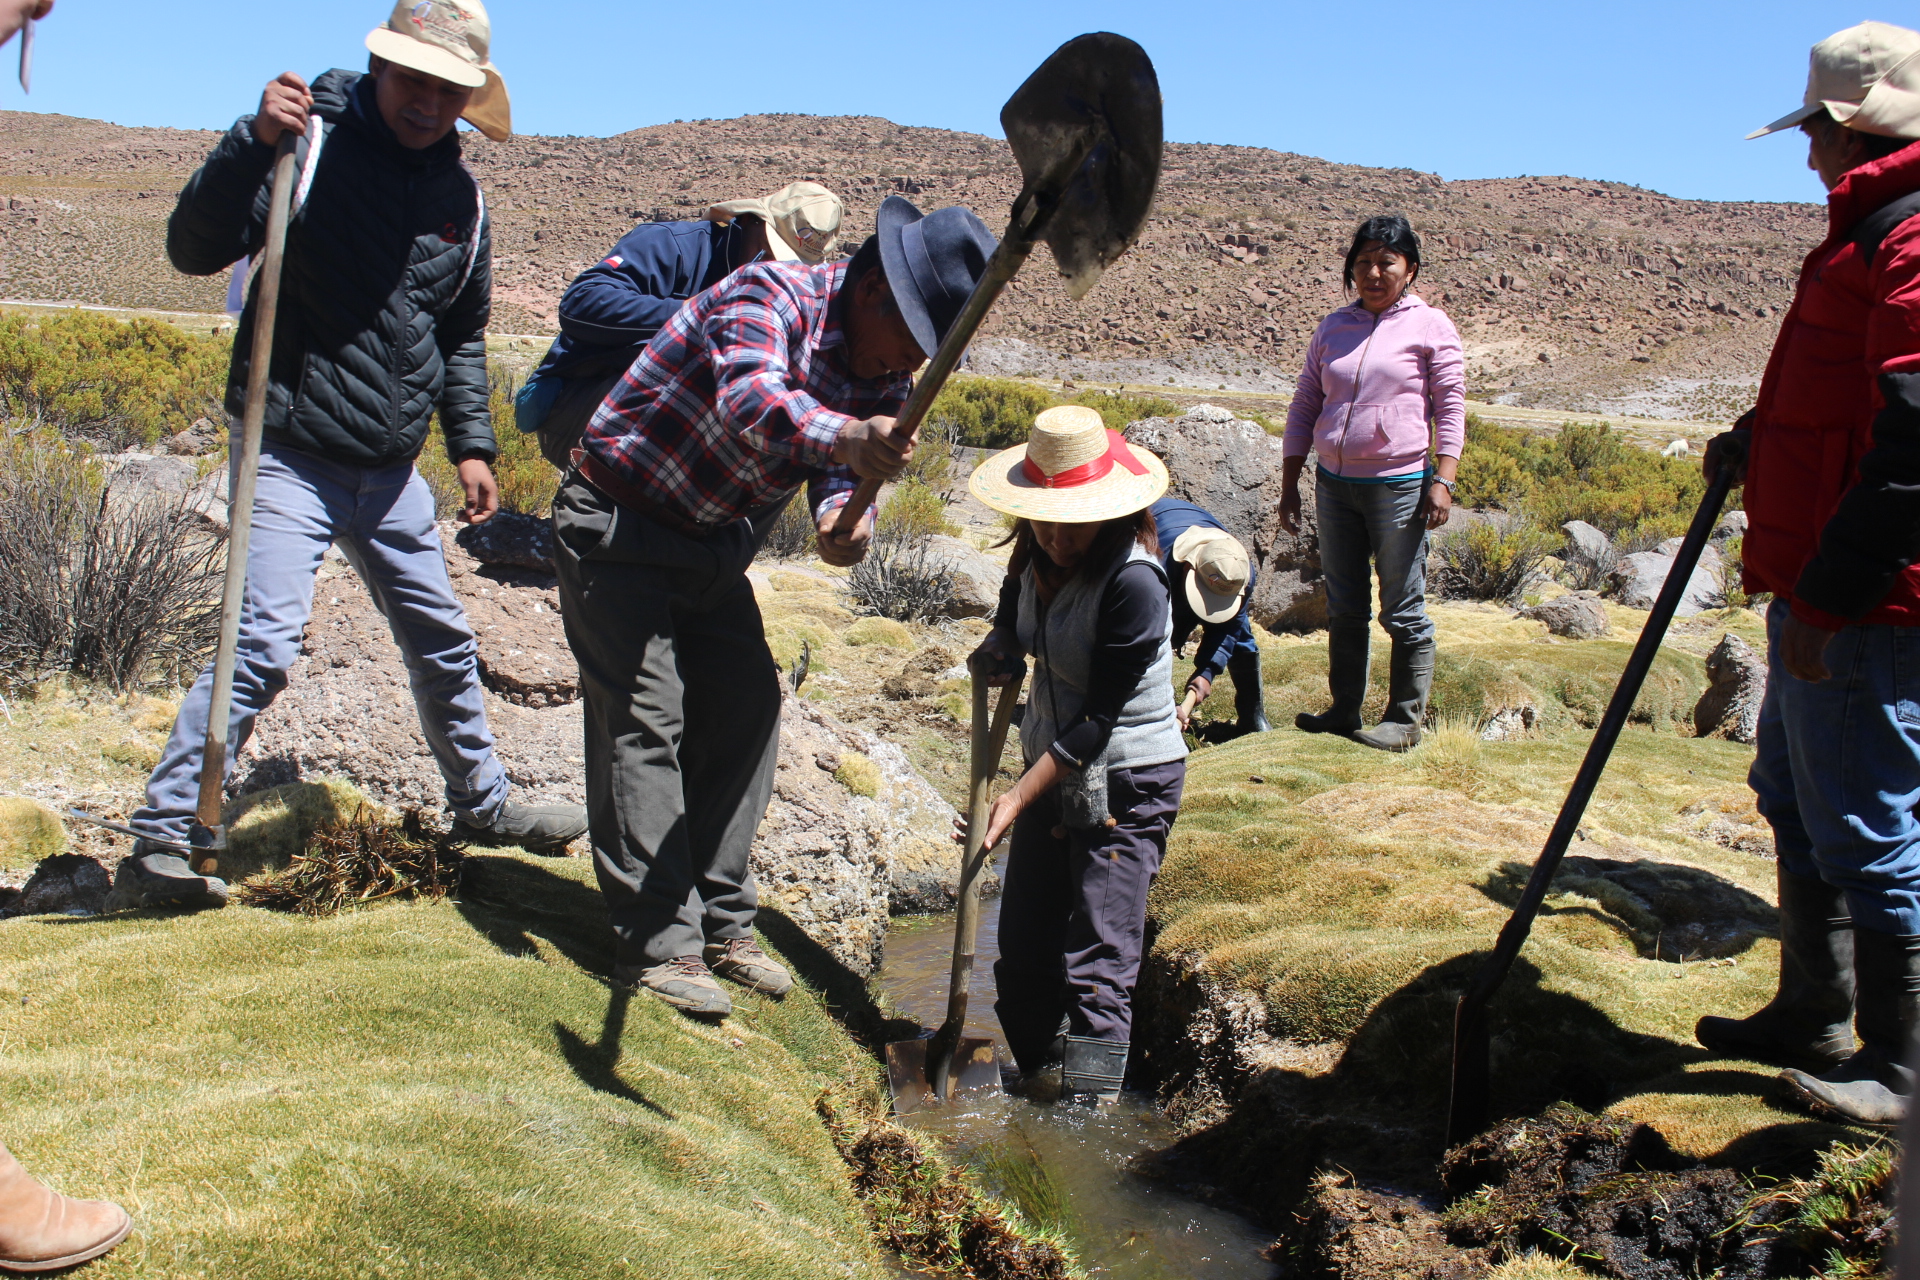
top-left (453, 799), bottom-right (589, 853)
top-left (1352, 638), bottom-right (1434, 752)
top-left (1061, 1036), bottom-right (1128, 1105)
top-left (116, 842), bottom-right (230, 909)
top-left (1296, 622), bottom-right (1368, 735)
top-left (1696, 866), bottom-right (1854, 1068)
top-left (1227, 649), bottom-right (1272, 735)
top-left (1780, 927), bottom-right (1920, 1128)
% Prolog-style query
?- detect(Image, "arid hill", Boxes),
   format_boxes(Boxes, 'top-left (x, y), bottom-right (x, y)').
top-left (1, 106), bottom-right (1821, 415)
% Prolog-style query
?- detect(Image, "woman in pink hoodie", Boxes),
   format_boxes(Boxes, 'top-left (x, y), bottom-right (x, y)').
top-left (1279, 216), bottom-right (1465, 750)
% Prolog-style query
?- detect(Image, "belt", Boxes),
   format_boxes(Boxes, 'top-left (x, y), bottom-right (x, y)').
top-left (573, 451), bottom-right (718, 539)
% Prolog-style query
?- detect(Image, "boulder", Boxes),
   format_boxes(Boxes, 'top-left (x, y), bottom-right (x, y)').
top-left (1694, 633), bottom-right (1766, 744)
top-left (158, 417), bottom-right (223, 457)
top-left (1560, 520), bottom-right (1614, 579)
top-left (1609, 542), bottom-right (1723, 616)
top-left (1520, 591), bottom-right (1610, 639)
top-left (235, 531), bottom-right (958, 972)
top-left (1125, 405), bottom-right (1323, 631)
top-left (922, 535), bottom-right (1006, 620)
top-left (1712, 509), bottom-right (1749, 544)
top-left (455, 511), bottom-right (555, 572)
top-left (100, 452), bottom-right (201, 503)
top-left (7, 854), bottom-right (110, 917)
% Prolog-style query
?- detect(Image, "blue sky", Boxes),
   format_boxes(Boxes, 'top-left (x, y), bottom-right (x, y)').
top-left (0, 1), bottom-right (1877, 205)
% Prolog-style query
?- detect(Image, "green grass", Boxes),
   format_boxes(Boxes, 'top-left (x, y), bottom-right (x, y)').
top-left (0, 850), bottom-right (891, 1279)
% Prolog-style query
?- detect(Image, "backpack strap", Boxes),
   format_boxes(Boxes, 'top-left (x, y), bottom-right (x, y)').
top-left (1851, 189), bottom-right (1920, 266)
top-left (290, 115), bottom-right (329, 219)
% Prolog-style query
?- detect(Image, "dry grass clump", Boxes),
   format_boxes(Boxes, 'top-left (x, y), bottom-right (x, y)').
top-left (0, 796), bottom-right (65, 872)
top-left (834, 752), bottom-right (882, 799)
top-left (237, 807), bottom-right (464, 916)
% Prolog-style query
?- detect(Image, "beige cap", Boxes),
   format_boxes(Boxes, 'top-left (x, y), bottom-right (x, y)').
top-left (1171, 527), bottom-right (1250, 624)
top-left (968, 406), bottom-right (1168, 524)
top-left (708, 182), bottom-right (844, 263)
top-left (1750, 20), bottom-right (1920, 140)
top-left (366, 0), bottom-right (512, 142)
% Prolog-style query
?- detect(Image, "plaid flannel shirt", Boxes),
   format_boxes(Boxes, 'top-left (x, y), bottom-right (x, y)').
top-left (580, 260), bottom-right (909, 527)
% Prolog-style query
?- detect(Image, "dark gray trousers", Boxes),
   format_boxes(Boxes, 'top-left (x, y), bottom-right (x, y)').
top-left (551, 474), bottom-right (783, 966)
top-left (993, 760), bottom-right (1186, 1068)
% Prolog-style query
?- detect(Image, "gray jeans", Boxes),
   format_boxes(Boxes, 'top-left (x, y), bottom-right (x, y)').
top-left (133, 441), bottom-right (509, 845)
top-left (551, 473), bottom-right (783, 965)
top-left (1315, 469), bottom-right (1436, 646)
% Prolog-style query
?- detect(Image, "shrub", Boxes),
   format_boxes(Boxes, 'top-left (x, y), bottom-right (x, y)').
top-left (756, 493), bottom-right (819, 561)
top-left (879, 478), bottom-right (958, 541)
top-left (848, 532), bottom-right (954, 622)
top-left (1064, 387), bottom-right (1183, 432)
top-left (0, 431), bottom-right (223, 690)
top-left (416, 361), bottom-right (562, 519)
top-left (926, 376), bottom-right (1055, 449)
top-left (0, 310), bottom-right (228, 449)
top-left (903, 412), bottom-right (957, 493)
top-left (1434, 519), bottom-right (1558, 603)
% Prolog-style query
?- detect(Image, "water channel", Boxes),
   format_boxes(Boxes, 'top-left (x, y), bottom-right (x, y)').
top-left (875, 870), bottom-right (1278, 1278)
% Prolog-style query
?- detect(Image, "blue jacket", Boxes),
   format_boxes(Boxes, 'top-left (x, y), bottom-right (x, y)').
top-left (1150, 497), bottom-right (1258, 683)
top-left (535, 218), bottom-right (752, 380)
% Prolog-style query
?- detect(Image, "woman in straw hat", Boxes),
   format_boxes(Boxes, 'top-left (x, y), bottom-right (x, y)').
top-left (962, 406), bottom-right (1188, 1105)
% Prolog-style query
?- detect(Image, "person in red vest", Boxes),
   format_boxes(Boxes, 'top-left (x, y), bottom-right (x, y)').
top-left (1695, 21), bottom-right (1920, 1128)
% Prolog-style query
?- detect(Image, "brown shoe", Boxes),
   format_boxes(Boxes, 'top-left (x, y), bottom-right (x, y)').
top-left (617, 956), bottom-right (731, 1016)
top-left (0, 1144), bottom-right (131, 1273)
top-left (704, 938), bottom-right (794, 997)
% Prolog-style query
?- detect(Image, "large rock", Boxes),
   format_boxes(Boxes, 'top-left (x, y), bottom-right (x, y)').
top-left (1694, 633), bottom-right (1766, 744)
top-left (1712, 509), bottom-right (1749, 544)
top-left (1610, 540), bottom-right (1723, 616)
top-left (235, 532), bottom-right (956, 973)
top-left (922, 535), bottom-right (1006, 620)
top-left (455, 511), bottom-right (555, 572)
top-left (1520, 590), bottom-right (1610, 639)
top-left (1561, 520), bottom-right (1614, 578)
top-left (1125, 404), bottom-right (1324, 631)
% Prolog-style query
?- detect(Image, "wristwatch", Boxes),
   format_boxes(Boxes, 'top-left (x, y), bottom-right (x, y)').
top-left (1430, 474), bottom-right (1456, 493)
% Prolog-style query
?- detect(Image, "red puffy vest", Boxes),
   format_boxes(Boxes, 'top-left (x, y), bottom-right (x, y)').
top-left (1745, 142), bottom-right (1920, 627)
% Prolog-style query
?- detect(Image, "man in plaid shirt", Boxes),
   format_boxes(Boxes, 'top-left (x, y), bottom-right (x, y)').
top-left (554, 197), bottom-right (998, 1014)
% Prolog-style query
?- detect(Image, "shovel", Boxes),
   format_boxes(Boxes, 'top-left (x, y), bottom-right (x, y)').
top-left (1445, 461), bottom-right (1738, 1147)
top-left (831, 31), bottom-right (1162, 541)
top-left (887, 666), bottom-right (1026, 1112)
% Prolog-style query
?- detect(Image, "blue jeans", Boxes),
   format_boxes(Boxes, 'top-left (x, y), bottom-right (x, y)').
top-left (132, 441), bottom-right (510, 845)
top-left (1315, 469), bottom-right (1434, 646)
top-left (1751, 599), bottom-right (1920, 934)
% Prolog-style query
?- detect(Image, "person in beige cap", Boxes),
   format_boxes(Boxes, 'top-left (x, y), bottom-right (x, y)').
top-left (1690, 20), bottom-right (1920, 1131)
top-left (1149, 496), bottom-right (1269, 735)
top-left (962, 406), bottom-right (1187, 1105)
top-left (515, 181), bottom-right (846, 467)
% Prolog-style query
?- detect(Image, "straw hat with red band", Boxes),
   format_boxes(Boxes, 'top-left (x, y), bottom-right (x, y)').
top-left (968, 405), bottom-right (1168, 523)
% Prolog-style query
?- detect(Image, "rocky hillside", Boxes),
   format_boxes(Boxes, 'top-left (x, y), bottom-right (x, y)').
top-left (1, 106), bottom-right (1819, 415)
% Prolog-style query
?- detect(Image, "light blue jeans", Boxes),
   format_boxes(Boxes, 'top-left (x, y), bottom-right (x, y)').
top-left (1315, 469), bottom-right (1435, 646)
top-left (1751, 599), bottom-right (1920, 934)
top-left (131, 441), bottom-right (510, 845)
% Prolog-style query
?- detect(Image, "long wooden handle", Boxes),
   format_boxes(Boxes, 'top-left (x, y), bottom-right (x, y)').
top-left (193, 133), bottom-right (298, 873)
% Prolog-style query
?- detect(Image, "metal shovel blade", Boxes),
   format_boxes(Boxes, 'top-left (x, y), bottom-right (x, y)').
top-left (886, 1036), bottom-right (1001, 1115)
top-left (1001, 32), bottom-right (1163, 300)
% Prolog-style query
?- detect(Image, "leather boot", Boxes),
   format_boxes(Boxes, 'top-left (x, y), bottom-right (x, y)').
top-left (0, 1144), bottom-right (131, 1273)
top-left (1696, 866), bottom-right (1854, 1068)
top-left (1061, 1036), bottom-right (1128, 1105)
top-left (1296, 622), bottom-right (1368, 735)
top-left (1780, 927), bottom-right (1920, 1128)
top-left (1227, 649), bottom-right (1272, 734)
top-left (1353, 638), bottom-right (1434, 752)
top-left (117, 843), bottom-right (229, 909)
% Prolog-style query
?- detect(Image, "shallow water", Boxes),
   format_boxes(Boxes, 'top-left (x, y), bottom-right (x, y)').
top-left (875, 885), bottom-right (1277, 1279)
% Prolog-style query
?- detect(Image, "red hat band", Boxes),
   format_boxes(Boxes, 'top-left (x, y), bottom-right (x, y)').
top-left (1021, 430), bottom-right (1149, 490)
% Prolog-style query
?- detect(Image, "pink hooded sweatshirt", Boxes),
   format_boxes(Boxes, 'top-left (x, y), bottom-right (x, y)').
top-left (1282, 294), bottom-right (1466, 479)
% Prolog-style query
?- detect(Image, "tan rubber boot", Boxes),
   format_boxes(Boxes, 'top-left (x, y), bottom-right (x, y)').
top-left (0, 1145), bottom-right (131, 1273)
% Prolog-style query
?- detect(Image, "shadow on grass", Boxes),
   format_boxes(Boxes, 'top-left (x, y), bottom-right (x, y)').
top-left (756, 907), bottom-right (921, 1056)
top-left (553, 984), bottom-right (674, 1118)
top-left (1477, 853), bottom-right (1776, 961)
top-left (454, 852), bottom-right (612, 975)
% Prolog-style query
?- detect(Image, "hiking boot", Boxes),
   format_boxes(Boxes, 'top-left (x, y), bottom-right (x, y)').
top-left (1061, 1036), bottom-right (1128, 1105)
top-left (1779, 927), bottom-right (1920, 1129)
top-left (1353, 638), bottom-right (1434, 753)
top-left (1227, 649), bottom-right (1272, 735)
top-left (0, 1143), bottom-right (132, 1273)
top-left (453, 799), bottom-right (588, 853)
top-left (703, 938), bottom-right (793, 997)
top-left (618, 956), bottom-right (731, 1016)
top-left (1696, 866), bottom-right (1854, 1069)
top-left (115, 843), bottom-right (230, 909)
top-left (1296, 622), bottom-right (1367, 735)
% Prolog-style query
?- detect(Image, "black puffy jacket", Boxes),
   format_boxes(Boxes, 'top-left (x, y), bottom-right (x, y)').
top-left (167, 69), bottom-right (495, 467)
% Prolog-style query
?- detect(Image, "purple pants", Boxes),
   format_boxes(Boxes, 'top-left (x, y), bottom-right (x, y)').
top-left (993, 759), bottom-right (1186, 1070)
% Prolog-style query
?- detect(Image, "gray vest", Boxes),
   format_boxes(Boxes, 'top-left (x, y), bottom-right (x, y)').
top-left (1016, 541), bottom-right (1188, 773)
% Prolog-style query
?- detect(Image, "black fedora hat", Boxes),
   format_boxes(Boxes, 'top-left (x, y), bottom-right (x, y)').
top-left (876, 195), bottom-right (999, 358)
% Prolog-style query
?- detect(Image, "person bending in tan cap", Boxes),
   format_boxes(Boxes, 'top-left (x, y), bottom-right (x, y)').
top-left (1148, 497), bottom-right (1270, 735)
top-left (515, 182), bottom-right (846, 467)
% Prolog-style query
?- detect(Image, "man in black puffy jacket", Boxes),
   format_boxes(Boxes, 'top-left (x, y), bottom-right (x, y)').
top-left (124, 0), bottom-right (585, 907)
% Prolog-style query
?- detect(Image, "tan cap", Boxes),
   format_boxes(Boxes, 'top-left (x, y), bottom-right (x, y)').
top-left (366, 0), bottom-right (512, 142)
top-left (708, 182), bottom-right (844, 263)
top-left (1750, 20), bottom-right (1920, 141)
top-left (968, 405), bottom-right (1167, 524)
top-left (1171, 526), bottom-right (1250, 623)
